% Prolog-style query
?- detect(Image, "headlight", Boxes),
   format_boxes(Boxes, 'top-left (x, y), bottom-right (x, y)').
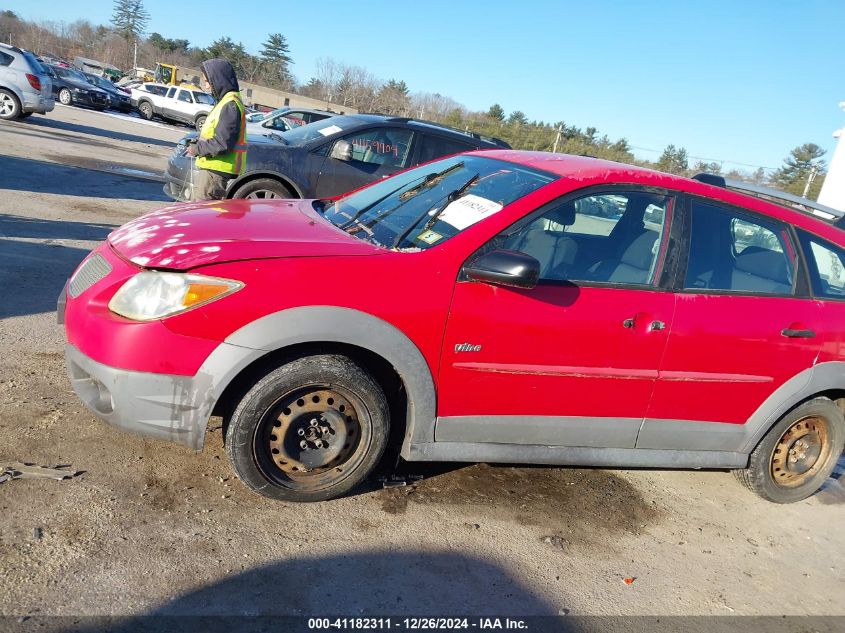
top-left (108, 272), bottom-right (243, 321)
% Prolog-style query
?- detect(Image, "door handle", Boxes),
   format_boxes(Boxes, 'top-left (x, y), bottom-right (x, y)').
top-left (781, 328), bottom-right (815, 338)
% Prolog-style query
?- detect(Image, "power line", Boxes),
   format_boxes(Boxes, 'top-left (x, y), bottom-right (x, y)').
top-left (628, 145), bottom-right (779, 172)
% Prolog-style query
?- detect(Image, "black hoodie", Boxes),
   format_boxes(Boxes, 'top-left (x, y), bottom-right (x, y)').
top-left (196, 58), bottom-right (243, 162)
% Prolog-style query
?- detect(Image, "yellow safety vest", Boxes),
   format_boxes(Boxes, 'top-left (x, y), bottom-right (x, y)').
top-left (196, 92), bottom-right (248, 176)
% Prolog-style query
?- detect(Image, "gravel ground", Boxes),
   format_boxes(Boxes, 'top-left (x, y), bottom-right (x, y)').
top-left (0, 105), bottom-right (844, 624)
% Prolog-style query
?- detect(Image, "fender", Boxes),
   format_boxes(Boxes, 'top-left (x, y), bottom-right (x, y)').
top-left (198, 306), bottom-right (437, 455)
top-left (740, 361), bottom-right (845, 452)
top-left (225, 170), bottom-right (305, 199)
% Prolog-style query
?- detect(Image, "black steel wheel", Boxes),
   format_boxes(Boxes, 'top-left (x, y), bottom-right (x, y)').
top-left (225, 355), bottom-right (390, 502)
top-left (734, 397), bottom-right (844, 503)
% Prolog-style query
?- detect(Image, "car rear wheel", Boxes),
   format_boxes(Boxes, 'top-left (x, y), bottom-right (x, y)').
top-left (58, 88), bottom-right (72, 106)
top-left (734, 397), bottom-right (844, 503)
top-left (232, 178), bottom-right (293, 200)
top-left (0, 89), bottom-right (21, 120)
top-left (138, 101), bottom-right (153, 120)
top-left (225, 355), bottom-right (390, 502)
top-left (194, 115), bottom-right (207, 131)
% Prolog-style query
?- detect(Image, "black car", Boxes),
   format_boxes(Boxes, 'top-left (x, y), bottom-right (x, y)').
top-left (164, 114), bottom-right (510, 201)
top-left (44, 65), bottom-right (108, 110)
top-left (82, 72), bottom-right (131, 113)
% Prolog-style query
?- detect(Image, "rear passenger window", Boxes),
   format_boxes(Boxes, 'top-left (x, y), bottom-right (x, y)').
top-left (0, 52), bottom-right (13, 67)
top-left (417, 135), bottom-right (475, 164)
top-left (502, 191), bottom-right (672, 286)
top-left (797, 231), bottom-right (845, 299)
top-left (684, 201), bottom-right (794, 295)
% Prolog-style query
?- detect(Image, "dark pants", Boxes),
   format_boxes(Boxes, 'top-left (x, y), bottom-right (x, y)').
top-left (189, 169), bottom-right (232, 201)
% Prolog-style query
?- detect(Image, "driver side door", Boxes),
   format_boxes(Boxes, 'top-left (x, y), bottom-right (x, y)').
top-left (315, 127), bottom-right (415, 198)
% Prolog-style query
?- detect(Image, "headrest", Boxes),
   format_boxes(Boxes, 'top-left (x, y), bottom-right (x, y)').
top-left (546, 203), bottom-right (575, 227)
top-left (620, 231), bottom-right (659, 270)
top-left (735, 247), bottom-right (789, 283)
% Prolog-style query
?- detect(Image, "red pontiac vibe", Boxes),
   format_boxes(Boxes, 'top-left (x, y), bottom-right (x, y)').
top-left (60, 151), bottom-right (845, 503)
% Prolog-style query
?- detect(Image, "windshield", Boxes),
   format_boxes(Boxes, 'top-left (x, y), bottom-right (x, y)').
top-left (322, 155), bottom-right (556, 250)
top-left (87, 75), bottom-right (111, 89)
top-left (279, 115), bottom-right (360, 146)
top-left (193, 91), bottom-right (215, 105)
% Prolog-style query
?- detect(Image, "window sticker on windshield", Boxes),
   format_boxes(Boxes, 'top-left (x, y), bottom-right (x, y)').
top-left (437, 195), bottom-right (503, 231)
top-left (318, 125), bottom-right (343, 136)
top-left (417, 230), bottom-right (443, 245)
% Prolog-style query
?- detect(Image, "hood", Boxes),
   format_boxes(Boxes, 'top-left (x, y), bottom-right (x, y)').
top-left (107, 198), bottom-right (382, 270)
top-left (201, 58), bottom-right (239, 99)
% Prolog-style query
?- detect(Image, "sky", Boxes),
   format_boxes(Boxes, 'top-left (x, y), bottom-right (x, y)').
top-left (4, 0), bottom-right (844, 173)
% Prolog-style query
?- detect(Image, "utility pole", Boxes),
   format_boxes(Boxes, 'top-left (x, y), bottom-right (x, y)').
top-left (802, 164), bottom-right (819, 198)
top-left (552, 124), bottom-right (563, 153)
top-left (132, 40), bottom-right (138, 72)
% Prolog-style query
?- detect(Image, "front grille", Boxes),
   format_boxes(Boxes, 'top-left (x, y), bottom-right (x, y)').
top-left (69, 254), bottom-right (112, 298)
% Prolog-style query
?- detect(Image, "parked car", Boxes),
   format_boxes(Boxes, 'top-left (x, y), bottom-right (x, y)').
top-left (128, 81), bottom-right (167, 107)
top-left (132, 82), bottom-right (215, 130)
top-left (44, 64), bottom-right (108, 110)
top-left (83, 72), bottom-right (131, 113)
top-left (0, 43), bottom-right (54, 120)
top-left (164, 114), bottom-right (511, 201)
top-left (61, 151), bottom-right (845, 504)
top-left (246, 106), bottom-right (333, 135)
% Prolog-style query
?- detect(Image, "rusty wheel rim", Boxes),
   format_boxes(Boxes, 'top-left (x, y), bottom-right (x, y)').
top-left (771, 416), bottom-right (831, 488)
top-left (254, 386), bottom-right (368, 491)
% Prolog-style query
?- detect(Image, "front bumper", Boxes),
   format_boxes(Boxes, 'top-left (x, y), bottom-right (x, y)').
top-left (65, 343), bottom-right (214, 450)
top-left (163, 151), bottom-right (197, 201)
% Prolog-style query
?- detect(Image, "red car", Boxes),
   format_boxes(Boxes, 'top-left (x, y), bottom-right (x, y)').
top-left (60, 151), bottom-right (845, 504)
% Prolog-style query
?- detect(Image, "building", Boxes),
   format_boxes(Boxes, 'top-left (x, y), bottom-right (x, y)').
top-left (818, 101), bottom-right (845, 213)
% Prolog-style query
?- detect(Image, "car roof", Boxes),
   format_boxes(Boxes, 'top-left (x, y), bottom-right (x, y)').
top-left (476, 150), bottom-right (845, 243)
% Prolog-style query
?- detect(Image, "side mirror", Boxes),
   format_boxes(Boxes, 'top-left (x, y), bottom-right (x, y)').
top-left (463, 250), bottom-right (540, 289)
top-left (330, 140), bottom-right (353, 162)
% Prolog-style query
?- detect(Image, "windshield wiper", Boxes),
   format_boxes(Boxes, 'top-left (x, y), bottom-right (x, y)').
top-left (391, 173), bottom-right (480, 248)
top-left (336, 174), bottom-right (432, 232)
top-left (398, 162), bottom-right (464, 201)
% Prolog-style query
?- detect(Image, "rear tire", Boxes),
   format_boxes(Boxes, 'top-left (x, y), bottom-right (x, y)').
top-left (225, 355), bottom-right (390, 502)
top-left (138, 101), bottom-right (153, 120)
top-left (0, 89), bottom-right (22, 120)
top-left (734, 397), bottom-right (844, 503)
top-left (232, 178), bottom-right (293, 200)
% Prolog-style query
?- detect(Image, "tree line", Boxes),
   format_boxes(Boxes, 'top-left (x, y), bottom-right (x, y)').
top-left (0, 4), bottom-right (829, 198)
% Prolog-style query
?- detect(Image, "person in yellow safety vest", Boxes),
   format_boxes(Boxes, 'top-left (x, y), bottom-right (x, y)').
top-left (185, 58), bottom-right (248, 201)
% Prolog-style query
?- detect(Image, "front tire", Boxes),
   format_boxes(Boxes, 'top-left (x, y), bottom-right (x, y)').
top-left (734, 397), bottom-right (844, 503)
top-left (138, 101), bottom-right (153, 120)
top-left (232, 178), bottom-right (293, 200)
top-left (58, 88), bottom-right (72, 106)
top-left (225, 355), bottom-right (390, 502)
top-left (0, 89), bottom-right (21, 120)
top-left (194, 115), bottom-right (207, 131)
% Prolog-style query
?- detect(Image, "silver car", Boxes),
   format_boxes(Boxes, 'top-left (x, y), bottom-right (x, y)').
top-left (246, 107), bottom-right (333, 135)
top-left (0, 43), bottom-right (54, 120)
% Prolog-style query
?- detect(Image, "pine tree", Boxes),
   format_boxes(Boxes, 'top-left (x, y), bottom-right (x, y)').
top-left (771, 143), bottom-right (827, 198)
top-left (656, 144), bottom-right (689, 174)
top-left (487, 104), bottom-right (505, 122)
top-left (111, 0), bottom-right (148, 68)
top-left (260, 33), bottom-right (293, 85)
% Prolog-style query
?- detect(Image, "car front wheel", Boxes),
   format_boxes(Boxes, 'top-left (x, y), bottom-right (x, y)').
top-left (232, 178), bottom-right (293, 200)
top-left (58, 88), bottom-right (72, 106)
top-left (734, 397), bottom-right (844, 503)
top-left (138, 101), bottom-right (153, 120)
top-left (194, 115), bottom-right (206, 131)
top-left (225, 355), bottom-right (390, 502)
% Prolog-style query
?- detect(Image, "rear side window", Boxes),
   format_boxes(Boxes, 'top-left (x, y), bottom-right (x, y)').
top-left (684, 200), bottom-right (795, 295)
top-left (417, 134), bottom-right (475, 164)
top-left (0, 52), bottom-right (12, 67)
top-left (797, 230), bottom-right (845, 299)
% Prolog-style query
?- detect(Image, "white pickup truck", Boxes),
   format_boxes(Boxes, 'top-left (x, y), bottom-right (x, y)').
top-left (130, 82), bottom-right (215, 130)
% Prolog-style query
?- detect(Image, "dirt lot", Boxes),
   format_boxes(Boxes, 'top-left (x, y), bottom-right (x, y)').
top-left (1, 105), bottom-right (844, 624)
